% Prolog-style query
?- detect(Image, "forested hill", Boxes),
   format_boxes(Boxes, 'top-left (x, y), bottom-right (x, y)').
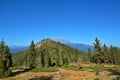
top-left (12, 38), bottom-right (88, 67)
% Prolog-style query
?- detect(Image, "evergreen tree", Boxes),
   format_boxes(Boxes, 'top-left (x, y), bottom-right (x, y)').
top-left (102, 44), bottom-right (110, 63)
top-left (116, 48), bottom-right (120, 64)
top-left (28, 40), bottom-right (36, 68)
top-left (3, 45), bottom-right (12, 67)
top-left (0, 39), bottom-right (12, 77)
top-left (41, 51), bottom-right (45, 67)
top-left (44, 49), bottom-right (49, 67)
top-left (55, 47), bottom-right (60, 66)
top-left (3, 45), bottom-right (12, 76)
top-left (24, 51), bottom-right (28, 69)
top-left (0, 39), bottom-right (5, 58)
top-left (93, 38), bottom-right (102, 64)
top-left (113, 47), bottom-right (118, 64)
top-left (110, 45), bottom-right (115, 64)
top-left (88, 48), bottom-right (92, 62)
top-left (12, 38), bottom-right (87, 68)
top-left (93, 38), bottom-right (102, 54)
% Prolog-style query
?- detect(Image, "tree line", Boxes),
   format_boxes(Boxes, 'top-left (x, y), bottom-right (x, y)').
top-left (0, 39), bottom-right (12, 78)
top-left (88, 38), bottom-right (120, 65)
top-left (2, 37), bottom-right (120, 78)
top-left (13, 38), bottom-right (87, 68)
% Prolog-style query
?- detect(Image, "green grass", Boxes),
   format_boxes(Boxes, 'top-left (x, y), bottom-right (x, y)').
top-left (65, 65), bottom-right (120, 77)
top-left (31, 67), bottom-right (59, 72)
top-left (65, 65), bottom-right (77, 70)
top-left (90, 66), bottom-right (110, 72)
top-left (113, 77), bottom-right (120, 80)
top-left (66, 65), bottom-right (110, 71)
top-left (115, 70), bottom-right (120, 74)
top-left (94, 78), bottom-right (100, 80)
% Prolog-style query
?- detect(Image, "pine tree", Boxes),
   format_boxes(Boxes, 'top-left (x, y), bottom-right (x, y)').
top-left (3, 46), bottom-right (12, 67)
top-left (102, 44), bottom-right (110, 63)
top-left (44, 49), bottom-right (49, 67)
top-left (88, 48), bottom-right (92, 62)
top-left (3, 45), bottom-right (12, 76)
top-left (93, 38), bottom-right (102, 54)
top-left (55, 47), bottom-right (60, 66)
top-left (0, 39), bottom-right (5, 58)
top-left (59, 51), bottom-right (64, 66)
top-left (93, 38), bottom-right (102, 64)
top-left (113, 47), bottom-right (118, 64)
top-left (28, 40), bottom-right (36, 68)
top-left (41, 51), bottom-right (45, 67)
top-left (110, 45), bottom-right (115, 64)
top-left (0, 39), bottom-right (12, 77)
top-left (24, 51), bottom-right (28, 69)
top-left (116, 48), bottom-right (120, 64)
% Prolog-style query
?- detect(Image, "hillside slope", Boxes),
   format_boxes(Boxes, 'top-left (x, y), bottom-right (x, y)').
top-left (12, 38), bottom-right (88, 67)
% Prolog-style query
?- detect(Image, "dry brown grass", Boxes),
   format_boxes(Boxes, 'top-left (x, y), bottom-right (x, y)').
top-left (0, 63), bottom-right (119, 80)
top-left (0, 69), bottom-right (117, 80)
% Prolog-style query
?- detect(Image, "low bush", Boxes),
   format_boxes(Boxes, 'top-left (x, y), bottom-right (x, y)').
top-left (113, 77), bottom-right (120, 80)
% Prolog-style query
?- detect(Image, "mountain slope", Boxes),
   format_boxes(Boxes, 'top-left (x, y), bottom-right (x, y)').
top-left (10, 38), bottom-right (94, 53)
top-left (55, 38), bottom-right (94, 52)
top-left (12, 38), bottom-right (88, 67)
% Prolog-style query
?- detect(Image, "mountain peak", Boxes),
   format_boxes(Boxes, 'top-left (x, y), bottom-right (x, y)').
top-left (55, 38), bottom-right (94, 52)
top-left (55, 38), bottom-right (73, 44)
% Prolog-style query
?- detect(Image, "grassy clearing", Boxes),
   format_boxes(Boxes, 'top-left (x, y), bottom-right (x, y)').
top-left (30, 67), bottom-right (59, 72)
top-left (66, 65), bottom-right (120, 80)
top-left (64, 65), bottom-right (77, 71)
top-left (65, 65), bottom-right (120, 73)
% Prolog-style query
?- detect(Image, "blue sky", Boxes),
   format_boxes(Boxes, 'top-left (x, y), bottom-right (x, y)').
top-left (0, 0), bottom-right (120, 46)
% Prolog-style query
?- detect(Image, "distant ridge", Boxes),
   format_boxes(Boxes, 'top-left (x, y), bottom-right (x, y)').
top-left (10, 38), bottom-right (94, 53)
top-left (55, 38), bottom-right (94, 52)
top-left (10, 46), bottom-right (29, 53)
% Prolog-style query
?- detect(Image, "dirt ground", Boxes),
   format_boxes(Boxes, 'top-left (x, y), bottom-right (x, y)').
top-left (0, 68), bottom-right (118, 80)
top-left (0, 63), bottom-right (119, 80)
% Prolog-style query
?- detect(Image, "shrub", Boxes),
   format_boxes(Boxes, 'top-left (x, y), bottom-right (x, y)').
top-left (95, 71), bottom-right (99, 76)
top-left (113, 77), bottom-right (120, 80)
top-left (95, 78), bottom-right (100, 80)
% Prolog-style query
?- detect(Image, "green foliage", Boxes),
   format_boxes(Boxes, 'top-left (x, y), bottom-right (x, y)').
top-left (88, 48), bottom-right (92, 62)
top-left (89, 38), bottom-right (120, 65)
top-left (94, 78), bottom-right (100, 80)
top-left (113, 77), bottom-right (120, 80)
top-left (12, 38), bottom-right (87, 68)
top-left (65, 65), bottom-right (77, 70)
top-left (87, 66), bottom-right (117, 73)
top-left (93, 38), bottom-right (103, 64)
top-left (0, 58), bottom-right (5, 78)
top-left (0, 39), bottom-right (12, 78)
top-left (27, 40), bottom-right (36, 68)
top-left (3, 46), bottom-right (12, 67)
top-left (12, 51), bottom-right (26, 66)
top-left (95, 71), bottom-right (99, 76)
top-left (66, 65), bottom-right (119, 74)
top-left (0, 38), bottom-right (5, 57)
